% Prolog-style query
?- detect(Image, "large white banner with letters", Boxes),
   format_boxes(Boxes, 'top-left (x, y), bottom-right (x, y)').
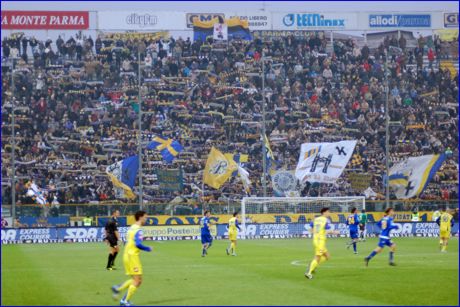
top-left (98, 11), bottom-right (186, 30)
top-left (295, 140), bottom-right (357, 183)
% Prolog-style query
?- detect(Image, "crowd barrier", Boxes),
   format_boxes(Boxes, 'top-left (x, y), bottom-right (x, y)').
top-left (1, 222), bottom-right (458, 244)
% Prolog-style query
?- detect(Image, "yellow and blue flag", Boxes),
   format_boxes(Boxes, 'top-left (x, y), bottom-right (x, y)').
top-left (106, 155), bottom-right (139, 199)
top-left (263, 133), bottom-right (275, 174)
top-left (147, 136), bottom-right (183, 163)
top-left (389, 154), bottom-right (446, 199)
top-left (203, 147), bottom-right (238, 189)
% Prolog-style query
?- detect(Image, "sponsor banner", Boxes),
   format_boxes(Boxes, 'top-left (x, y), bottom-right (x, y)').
top-left (444, 13), bottom-right (459, 28)
top-left (225, 12), bottom-right (271, 30)
top-left (1, 11), bottom-right (89, 30)
top-left (142, 225), bottom-right (216, 238)
top-left (98, 11), bottom-right (186, 30)
top-left (273, 12), bottom-right (358, 30)
top-left (186, 12), bottom-right (270, 30)
top-left (349, 173), bottom-right (372, 191)
top-left (217, 222), bottom-right (459, 239)
top-left (369, 14), bottom-right (431, 28)
top-left (126, 211), bottom-right (435, 226)
top-left (2, 222), bottom-right (458, 243)
top-left (186, 13), bottom-right (225, 28)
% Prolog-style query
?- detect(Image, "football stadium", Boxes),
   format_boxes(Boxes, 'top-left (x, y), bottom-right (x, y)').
top-left (1, 1), bottom-right (459, 306)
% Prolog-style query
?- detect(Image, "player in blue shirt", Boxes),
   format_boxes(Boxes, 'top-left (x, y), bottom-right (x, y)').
top-left (346, 207), bottom-right (360, 254)
top-left (365, 208), bottom-right (399, 266)
top-left (200, 210), bottom-right (214, 257)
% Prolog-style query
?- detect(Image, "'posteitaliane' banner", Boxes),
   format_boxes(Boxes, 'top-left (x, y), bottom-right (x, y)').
top-left (1, 11), bottom-right (89, 29)
top-left (295, 140), bottom-right (357, 183)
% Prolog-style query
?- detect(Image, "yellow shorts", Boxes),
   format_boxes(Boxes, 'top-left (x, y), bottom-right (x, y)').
top-left (229, 230), bottom-right (237, 241)
top-left (440, 230), bottom-right (451, 239)
top-left (123, 253), bottom-right (143, 276)
top-left (313, 240), bottom-right (328, 257)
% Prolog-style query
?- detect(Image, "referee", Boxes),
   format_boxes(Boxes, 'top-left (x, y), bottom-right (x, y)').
top-left (105, 209), bottom-right (120, 270)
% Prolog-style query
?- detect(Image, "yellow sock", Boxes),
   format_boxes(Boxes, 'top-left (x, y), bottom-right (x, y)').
top-left (125, 284), bottom-right (138, 301)
top-left (117, 279), bottom-right (132, 292)
top-left (231, 242), bottom-right (236, 253)
top-left (319, 256), bottom-right (327, 264)
top-left (308, 259), bottom-right (318, 274)
top-left (442, 244), bottom-right (447, 251)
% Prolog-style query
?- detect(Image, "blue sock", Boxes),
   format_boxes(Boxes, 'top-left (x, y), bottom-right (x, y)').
top-left (353, 242), bottom-right (357, 252)
top-left (202, 248), bottom-right (206, 255)
top-left (389, 252), bottom-right (394, 263)
top-left (367, 251), bottom-right (377, 259)
top-left (122, 293), bottom-right (127, 301)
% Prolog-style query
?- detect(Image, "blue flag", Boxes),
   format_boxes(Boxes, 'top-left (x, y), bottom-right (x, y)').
top-left (147, 136), bottom-right (183, 163)
top-left (106, 155), bottom-right (139, 199)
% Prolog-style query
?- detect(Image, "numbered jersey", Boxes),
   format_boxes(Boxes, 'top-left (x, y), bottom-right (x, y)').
top-left (439, 213), bottom-right (453, 232)
top-left (377, 216), bottom-right (398, 239)
top-left (228, 217), bottom-right (239, 232)
top-left (310, 216), bottom-right (331, 241)
top-left (346, 214), bottom-right (360, 232)
top-left (200, 217), bottom-right (211, 235)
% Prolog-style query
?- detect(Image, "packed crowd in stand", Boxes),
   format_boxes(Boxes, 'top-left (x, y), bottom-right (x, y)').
top-left (1, 31), bottom-right (458, 210)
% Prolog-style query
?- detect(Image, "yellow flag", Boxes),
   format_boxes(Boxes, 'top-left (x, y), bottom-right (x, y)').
top-left (203, 147), bottom-right (238, 189)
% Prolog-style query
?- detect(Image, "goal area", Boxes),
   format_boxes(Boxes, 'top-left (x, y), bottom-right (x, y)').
top-left (240, 197), bottom-right (365, 239)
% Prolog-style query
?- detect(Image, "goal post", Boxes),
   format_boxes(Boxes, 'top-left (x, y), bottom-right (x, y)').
top-left (240, 197), bottom-right (365, 239)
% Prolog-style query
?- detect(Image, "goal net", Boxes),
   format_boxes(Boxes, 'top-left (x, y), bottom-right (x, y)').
top-left (240, 197), bottom-right (365, 239)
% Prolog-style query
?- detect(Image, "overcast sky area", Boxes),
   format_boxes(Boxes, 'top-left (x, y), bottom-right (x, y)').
top-left (2, 1), bottom-right (458, 12)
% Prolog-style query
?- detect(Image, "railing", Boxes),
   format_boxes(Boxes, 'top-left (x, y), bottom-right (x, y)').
top-left (2, 199), bottom-right (457, 218)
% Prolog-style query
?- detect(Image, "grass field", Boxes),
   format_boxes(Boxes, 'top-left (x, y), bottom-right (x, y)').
top-left (2, 237), bottom-right (458, 306)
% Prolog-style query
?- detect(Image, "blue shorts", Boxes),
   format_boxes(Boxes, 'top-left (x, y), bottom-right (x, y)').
top-left (378, 238), bottom-right (394, 248)
top-left (350, 230), bottom-right (358, 239)
top-left (201, 234), bottom-right (213, 245)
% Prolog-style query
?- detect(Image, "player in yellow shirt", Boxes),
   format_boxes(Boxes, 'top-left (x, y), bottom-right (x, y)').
top-left (436, 207), bottom-right (454, 253)
top-left (111, 211), bottom-right (152, 306)
top-left (226, 212), bottom-right (241, 256)
top-left (305, 207), bottom-right (339, 279)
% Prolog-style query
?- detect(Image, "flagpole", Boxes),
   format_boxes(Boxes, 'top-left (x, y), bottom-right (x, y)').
top-left (385, 49), bottom-right (390, 208)
top-left (138, 49), bottom-right (143, 210)
top-left (261, 50), bottom-right (267, 197)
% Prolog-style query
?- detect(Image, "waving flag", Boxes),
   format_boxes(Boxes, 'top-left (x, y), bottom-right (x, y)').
top-left (106, 155), bottom-right (139, 199)
top-left (25, 181), bottom-right (47, 205)
top-left (238, 164), bottom-right (251, 194)
top-left (203, 147), bottom-right (238, 189)
top-left (263, 133), bottom-right (275, 174)
top-left (389, 154), bottom-right (446, 199)
top-left (295, 140), bottom-right (357, 183)
top-left (147, 136), bottom-right (183, 163)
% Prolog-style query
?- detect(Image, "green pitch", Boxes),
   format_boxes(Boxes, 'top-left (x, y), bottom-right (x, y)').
top-left (2, 237), bottom-right (458, 306)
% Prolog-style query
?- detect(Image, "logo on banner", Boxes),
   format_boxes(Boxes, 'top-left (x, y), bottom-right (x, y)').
top-left (444, 13), bottom-right (458, 28)
top-left (282, 13), bottom-right (345, 28)
top-left (126, 13), bottom-right (158, 28)
top-left (295, 140), bottom-right (357, 183)
top-left (186, 13), bottom-right (225, 28)
top-left (272, 171), bottom-right (297, 193)
top-left (369, 14), bottom-right (431, 28)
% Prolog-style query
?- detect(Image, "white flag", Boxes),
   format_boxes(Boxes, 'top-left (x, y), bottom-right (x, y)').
top-left (238, 164), bottom-right (251, 193)
top-left (389, 154), bottom-right (446, 199)
top-left (295, 140), bottom-right (357, 183)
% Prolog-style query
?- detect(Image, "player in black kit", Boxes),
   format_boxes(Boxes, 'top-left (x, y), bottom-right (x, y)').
top-left (105, 209), bottom-right (120, 270)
